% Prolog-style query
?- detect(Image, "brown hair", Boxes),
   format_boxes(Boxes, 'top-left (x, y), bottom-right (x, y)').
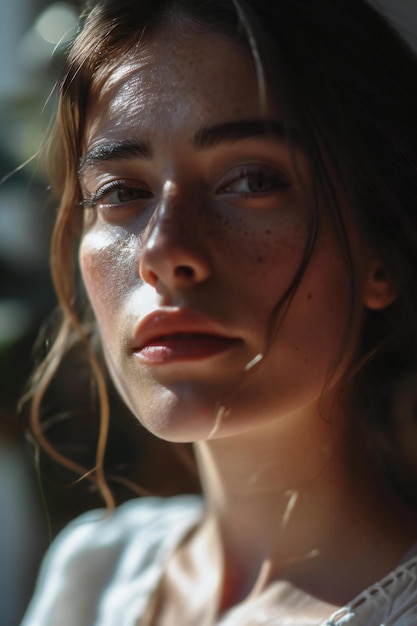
top-left (26, 0), bottom-right (417, 506)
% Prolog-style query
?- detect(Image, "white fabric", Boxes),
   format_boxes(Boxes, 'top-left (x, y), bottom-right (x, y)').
top-left (21, 496), bottom-right (202, 626)
top-left (21, 495), bottom-right (417, 625)
top-left (324, 552), bottom-right (417, 626)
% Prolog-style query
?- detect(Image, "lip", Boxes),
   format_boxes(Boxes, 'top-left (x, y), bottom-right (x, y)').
top-left (132, 308), bottom-right (242, 365)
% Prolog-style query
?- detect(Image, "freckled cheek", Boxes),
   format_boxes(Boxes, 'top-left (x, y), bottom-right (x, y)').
top-left (209, 213), bottom-right (310, 291)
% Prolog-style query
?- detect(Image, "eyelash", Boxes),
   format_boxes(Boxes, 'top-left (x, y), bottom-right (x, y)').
top-left (217, 166), bottom-right (291, 196)
top-left (81, 165), bottom-right (291, 211)
top-left (81, 180), bottom-right (153, 210)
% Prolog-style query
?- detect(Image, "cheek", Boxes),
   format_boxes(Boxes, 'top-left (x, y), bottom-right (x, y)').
top-left (284, 241), bottom-right (354, 376)
top-left (79, 229), bottom-right (138, 342)
top-left (209, 208), bottom-right (311, 294)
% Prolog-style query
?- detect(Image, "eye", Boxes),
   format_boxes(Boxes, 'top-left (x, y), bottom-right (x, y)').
top-left (82, 180), bottom-right (153, 210)
top-left (217, 166), bottom-right (291, 196)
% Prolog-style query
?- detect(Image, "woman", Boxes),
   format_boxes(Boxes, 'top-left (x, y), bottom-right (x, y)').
top-left (22, 0), bottom-right (417, 623)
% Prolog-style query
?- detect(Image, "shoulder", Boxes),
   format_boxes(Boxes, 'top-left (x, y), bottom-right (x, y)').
top-left (53, 493), bottom-right (203, 551)
top-left (34, 493), bottom-right (203, 578)
top-left (21, 494), bottom-right (203, 626)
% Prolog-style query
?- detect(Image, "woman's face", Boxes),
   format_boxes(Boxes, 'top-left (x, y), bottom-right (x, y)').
top-left (79, 26), bottom-right (372, 442)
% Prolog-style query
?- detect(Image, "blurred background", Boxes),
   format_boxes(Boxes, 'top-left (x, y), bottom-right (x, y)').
top-left (0, 0), bottom-right (416, 624)
top-left (0, 2), bottom-right (81, 624)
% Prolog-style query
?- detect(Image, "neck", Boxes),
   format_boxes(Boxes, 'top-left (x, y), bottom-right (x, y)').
top-left (193, 402), bottom-right (417, 608)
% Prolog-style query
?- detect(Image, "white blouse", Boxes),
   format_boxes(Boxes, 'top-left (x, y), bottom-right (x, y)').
top-left (21, 495), bottom-right (417, 625)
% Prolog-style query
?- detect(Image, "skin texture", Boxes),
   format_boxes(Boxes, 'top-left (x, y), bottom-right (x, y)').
top-left (78, 26), bottom-right (417, 623)
top-left (79, 28), bottom-right (372, 443)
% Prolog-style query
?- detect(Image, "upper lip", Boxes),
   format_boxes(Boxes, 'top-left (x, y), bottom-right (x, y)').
top-left (132, 307), bottom-right (239, 350)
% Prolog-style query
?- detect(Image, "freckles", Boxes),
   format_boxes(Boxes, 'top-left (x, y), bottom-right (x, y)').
top-left (257, 225), bottom-right (308, 267)
top-left (164, 38), bottom-right (261, 123)
top-left (209, 210), bottom-right (309, 284)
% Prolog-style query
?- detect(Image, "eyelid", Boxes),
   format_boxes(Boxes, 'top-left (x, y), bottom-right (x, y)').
top-left (81, 179), bottom-right (152, 209)
top-left (216, 164), bottom-right (292, 194)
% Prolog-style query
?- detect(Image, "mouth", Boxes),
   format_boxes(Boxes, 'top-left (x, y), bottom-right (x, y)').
top-left (136, 333), bottom-right (241, 364)
top-left (132, 309), bottom-right (242, 365)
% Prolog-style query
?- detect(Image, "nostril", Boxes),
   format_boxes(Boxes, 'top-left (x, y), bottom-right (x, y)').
top-left (175, 265), bottom-right (195, 279)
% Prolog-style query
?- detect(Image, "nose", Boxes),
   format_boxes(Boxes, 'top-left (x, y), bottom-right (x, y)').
top-left (139, 185), bottom-right (211, 292)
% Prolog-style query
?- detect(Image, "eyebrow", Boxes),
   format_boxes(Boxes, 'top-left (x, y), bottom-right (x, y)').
top-left (194, 119), bottom-right (300, 149)
top-left (78, 119), bottom-right (300, 177)
top-left (78, 137), bottom-right (151, 177)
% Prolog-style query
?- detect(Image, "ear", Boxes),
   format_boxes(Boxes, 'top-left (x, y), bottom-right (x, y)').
top-left (364, 263), bottom-right (397, 310)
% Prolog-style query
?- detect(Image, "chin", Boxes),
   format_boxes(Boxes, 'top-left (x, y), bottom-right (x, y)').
top-left (120, 383), bottom-right (226, 443)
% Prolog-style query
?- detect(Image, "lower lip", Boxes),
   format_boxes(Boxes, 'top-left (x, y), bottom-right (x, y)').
top-left (134, 334), bottom-right (241, 365)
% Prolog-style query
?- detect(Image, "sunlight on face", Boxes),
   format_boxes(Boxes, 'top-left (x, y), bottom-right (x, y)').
top-left (78, 25), bottom-right (372, 443)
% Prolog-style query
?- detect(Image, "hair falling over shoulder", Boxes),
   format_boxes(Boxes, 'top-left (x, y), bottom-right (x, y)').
top-left (24, 0), bottom-right (417, 507)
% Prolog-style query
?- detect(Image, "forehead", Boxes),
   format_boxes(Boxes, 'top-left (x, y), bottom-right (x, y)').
top-left (84, 28), bottom-right (273, 148)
